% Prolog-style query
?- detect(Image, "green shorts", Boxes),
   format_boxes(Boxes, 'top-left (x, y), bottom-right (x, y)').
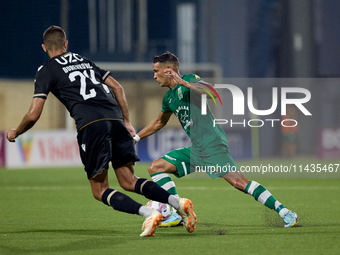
top-left (160, 145), bottom-right (239, 179)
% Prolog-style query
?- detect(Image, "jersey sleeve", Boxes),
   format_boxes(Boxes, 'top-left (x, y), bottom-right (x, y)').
top-left (33, 65), bottom-right (54, 99)
top-left (161, 93), bottom-right (172, 113)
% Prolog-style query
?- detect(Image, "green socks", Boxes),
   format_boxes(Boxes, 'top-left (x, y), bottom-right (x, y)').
top-left (245, 180), bottom-right (288, 217)
top-left (150, 172), bottom-right (179, 198)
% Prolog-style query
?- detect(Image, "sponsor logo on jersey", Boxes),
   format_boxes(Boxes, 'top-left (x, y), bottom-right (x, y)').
top-left (55, 53), bottom-right (84, 65)
top-left (174, 106), bottom-right (192, 130)
top-left (180, 111), bottom-right (188, 124)
top-left (175, 106), bottom-right (189, 117)
top-left (178, 87), bottom-right (183, 100)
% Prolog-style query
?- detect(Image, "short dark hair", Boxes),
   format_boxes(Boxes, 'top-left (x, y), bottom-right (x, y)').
top-left (153, 51), bottom-right (180, 69)
top-left (43, 25), bottom-right (66, 51)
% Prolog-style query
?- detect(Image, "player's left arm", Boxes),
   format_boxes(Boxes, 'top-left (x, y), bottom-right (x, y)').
top-left (104, 76), bottom-right (136, 136)
top-left (164, 68), bottom-right (216, 97)
top-left (6, 98), bottom-right (45, 142)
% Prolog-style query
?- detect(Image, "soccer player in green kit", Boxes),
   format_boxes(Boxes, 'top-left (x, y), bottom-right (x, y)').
top-left (134, 51), bottom-right (298, 228)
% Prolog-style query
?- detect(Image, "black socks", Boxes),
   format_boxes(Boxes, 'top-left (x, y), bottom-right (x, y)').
top-left (102, 188), bottom-right (141, 214)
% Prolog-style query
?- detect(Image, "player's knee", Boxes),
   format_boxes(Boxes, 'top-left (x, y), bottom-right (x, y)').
top-left (148, 160), bottom-right (164, 175)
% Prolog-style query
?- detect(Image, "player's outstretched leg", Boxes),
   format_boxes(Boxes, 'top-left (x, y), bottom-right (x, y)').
top-left (224, 171), bottom-right (298, 227)
top-left (245, 180), bottom-right (298, 227)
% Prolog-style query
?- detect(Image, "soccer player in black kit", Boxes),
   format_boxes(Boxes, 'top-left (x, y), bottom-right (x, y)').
top-left (6, 25), bottom-right (197, 237)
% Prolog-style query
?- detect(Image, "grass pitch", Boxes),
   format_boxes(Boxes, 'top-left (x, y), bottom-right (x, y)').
top-left (1, 158), bottom-right (339, 255)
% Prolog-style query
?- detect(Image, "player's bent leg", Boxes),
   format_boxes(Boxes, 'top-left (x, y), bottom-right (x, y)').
top-left (148, 159), bottom-right (187, 227)
top-left (141, 149), bottom-right (196, 232)
top-left (102, 188), bottom-right (162, 237)
top-left (148, 159), bottom-right (179, 197)
top-left (148, 158), bottom-right (178, 175)
top-left (134, 177), bottom-right (196, 232)
top-left (114, 161), bottom-right (180, 210)
top-left (114, 162), bottom-right (138, 192)
top-left (149, 147), bottom-right (191, 199)
top-left (89, 165), bottom-right (163, 236)
top-left (90, 166), bottom-right (142, 214)
top-left (132, 171), bottom-right (196, 232)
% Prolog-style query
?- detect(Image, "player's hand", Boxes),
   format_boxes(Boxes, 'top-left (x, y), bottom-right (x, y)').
top-left (164, 68), bottom-right (185, 86)
top-left (124, 121), bottom-right (136, 137)
top-left (6, 129), bottom-right (18, 142)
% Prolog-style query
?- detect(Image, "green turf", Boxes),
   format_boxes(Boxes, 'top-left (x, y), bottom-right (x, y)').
top-left (1, 158), bottom-right (339, 255)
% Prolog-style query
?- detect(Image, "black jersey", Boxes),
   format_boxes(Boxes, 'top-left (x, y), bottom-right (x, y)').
top-left (34, 52), bottom-right (123, 130)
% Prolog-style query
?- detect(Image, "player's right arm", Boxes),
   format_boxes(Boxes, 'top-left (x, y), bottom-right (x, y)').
top-left (7, 64), bottom-right (51, 142)
top-left (6, 98), bottom-right (45, 142)
top-left (135, 111), bottom-right (172, 142)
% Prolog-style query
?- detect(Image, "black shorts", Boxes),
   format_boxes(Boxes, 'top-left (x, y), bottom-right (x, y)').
top-left (77, 120), bottom-right (140, 179)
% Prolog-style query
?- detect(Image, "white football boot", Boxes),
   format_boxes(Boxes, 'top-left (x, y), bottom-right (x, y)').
top-left (140, 209), bottom-right (163, 237)
top-left (176, 198), bottom-right (197, 233)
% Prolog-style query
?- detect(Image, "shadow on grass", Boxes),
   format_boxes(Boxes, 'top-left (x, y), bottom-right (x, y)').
top-left (0, 239), bottom-right (125, 255)
top-left (0, 229), bottom-right (129, 255)
top-left (195, 221), bottom-right (340, 236)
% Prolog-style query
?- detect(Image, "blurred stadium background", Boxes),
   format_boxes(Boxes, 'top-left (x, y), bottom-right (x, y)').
top-left (1, 0), bottom-right (340, 168)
